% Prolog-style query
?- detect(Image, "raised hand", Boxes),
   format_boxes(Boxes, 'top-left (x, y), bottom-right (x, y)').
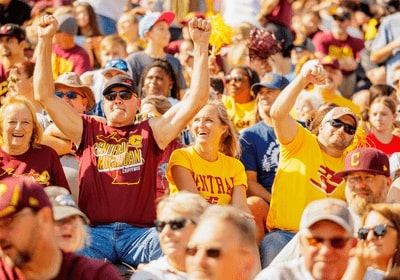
top-left (188, 17), bottom-right (211, 46)
top-left (304, 64), bottom-right (328, 85)
top-left (37, 14), bottom-right (58, 38)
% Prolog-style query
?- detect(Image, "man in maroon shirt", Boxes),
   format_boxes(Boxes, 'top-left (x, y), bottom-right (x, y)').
top-left (0, 176), bottom-right (120, 280)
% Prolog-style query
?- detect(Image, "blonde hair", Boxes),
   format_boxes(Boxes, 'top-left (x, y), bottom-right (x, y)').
top-left (0, 95), bottom-right (43, 148)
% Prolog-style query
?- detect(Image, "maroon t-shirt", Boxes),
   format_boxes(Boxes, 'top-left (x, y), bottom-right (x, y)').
top-left (0, 145), bottom-right (69, 190)
top-left (312, 32), bottom-right (365, 75)
top-left (0, 63), bottom-right (9, 97)
top-left (74, 116), bottom-right (162, 227)
top-left (55, 251), bottom-right (120, 280)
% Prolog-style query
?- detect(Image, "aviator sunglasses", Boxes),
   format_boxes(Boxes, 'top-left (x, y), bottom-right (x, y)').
top-left (358, 224), bottom-right (397, 240)
top-left (55, 91), bottom-right (82, 99)
top-left (328, 119), bottom-right (356, 135)
top-left (185, 244), bottom-right (222, 258)
top-left (154, 217), bottom-right (194, 232)
top-left (225, 74), bottom-right (245, 83)
top-left (306, 236), bottom-right (350, 249)
top-left (103, 90), bottom-right (136, 101)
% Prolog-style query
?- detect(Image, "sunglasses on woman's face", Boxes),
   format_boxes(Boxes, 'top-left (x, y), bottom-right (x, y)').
top-left (154, 217), bottom-right (194, 232)
top-left (225, 74), bottom-right (245, 83)
top-left (358, 224), bottom-right (397, 240)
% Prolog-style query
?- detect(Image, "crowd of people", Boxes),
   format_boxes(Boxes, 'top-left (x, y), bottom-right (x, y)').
top-left (2, 0), bottom-right (400, 279)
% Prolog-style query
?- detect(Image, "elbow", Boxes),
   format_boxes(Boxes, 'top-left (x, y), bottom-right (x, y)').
top-left (369, 51), bottom-right (382, 64)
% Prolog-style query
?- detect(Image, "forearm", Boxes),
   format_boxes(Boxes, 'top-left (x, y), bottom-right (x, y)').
top-left (370, 40), bottom-right (400, 64)
top-left (34, 36), bottom-right (55, 105)
top-left (247, 181), bottom-right (271, 203)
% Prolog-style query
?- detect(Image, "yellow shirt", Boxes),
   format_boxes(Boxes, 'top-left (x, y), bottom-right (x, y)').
top-left (267, 123), bottom-right (347, 232)
top-left (222, 95), bottom-right (256, 132)
top-left (167, 146), bottom-right (248, 205)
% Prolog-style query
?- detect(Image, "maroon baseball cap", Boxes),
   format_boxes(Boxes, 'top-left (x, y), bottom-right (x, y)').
top-left (0, 176), bottom-right (52, 219)
top-left (102, 74), bottom-right (137, 95)
top-left (335, 147), bottom-right (390, 178)
top-left (0, 24), bottom-right (26, 42)
top-left (319, 55), bottom-right (340, 70)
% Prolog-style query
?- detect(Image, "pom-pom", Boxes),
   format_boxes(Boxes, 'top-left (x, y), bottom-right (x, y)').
top-left (209, 14), bottom-right (234, 55)
top-left (247, 28), bottom-right (282, 61)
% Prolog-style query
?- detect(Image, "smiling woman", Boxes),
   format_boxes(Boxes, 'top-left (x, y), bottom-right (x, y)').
top-left (0, 95), bottom-right (69, 189)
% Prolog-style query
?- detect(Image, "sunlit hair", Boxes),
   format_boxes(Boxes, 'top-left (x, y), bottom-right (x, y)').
top-left (363, 203), bottom-right (400, 269)
top-left (194, 99), bottom-right (240, 158)
top-left (198, 205), bottom-right (257, 249)
top-left (9, 61), bottom-right (35, 78)
top-left (157, 191), bottom-right (209, 224)
top-left (138, 59), bottom-right (180, 100)
top-left (100, 34), bottom-right (127, 51)
top-left (73, 2), bottom-right (102, 37)
top-left (141, 95), bottom-right (172, 115)
top-left (0, 95), bottom-right (43, 148)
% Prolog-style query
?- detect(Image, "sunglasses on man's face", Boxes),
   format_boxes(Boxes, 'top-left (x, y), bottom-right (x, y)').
top-left (305, 236), bottom-right (350, 249)
top-left (328, 119), bottom-right (356, 135)
top-left (154, 217), bottom-right (193, 232)
top-left (358, 224), bottom-right (397, 240)
top-left (103, 90), bottom-right (136, 101)
top-left (55, 91), bottom-right (82, 99)
top-left (185, 244), bottom-right (222, 258)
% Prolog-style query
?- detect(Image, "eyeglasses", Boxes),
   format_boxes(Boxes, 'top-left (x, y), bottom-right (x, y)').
top-left (225, 74), bottom-right (245, 83)
top-left (333, 15), bottom-right (348, 22)
top-left (358, 224), bottom-right (397, 240)
top-left (306, 236), bottom-right (350, 249)
top-left (185, 244), bottom-right (222, 258)
top-left (55, 91), bottom-right (82, 99)
top-left (328, 119), bottom-right (356, 135)
top-left (346, 174), bottom-right (376, 185)
top-left (154, 217), bottom-right (194, 232)
top-left (103, 90), bottom-right (136, 101)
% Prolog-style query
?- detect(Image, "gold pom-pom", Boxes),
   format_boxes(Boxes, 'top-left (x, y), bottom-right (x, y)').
top-left (209, 14), bottom-right (233, 55)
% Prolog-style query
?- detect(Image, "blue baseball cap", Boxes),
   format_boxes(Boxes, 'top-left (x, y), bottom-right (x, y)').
top-left (139, 11), bottom-right (175, 38)
top-left (251, 73), bottom-right (289, 94)
top-left (101, 58), bottom-right (129, 76)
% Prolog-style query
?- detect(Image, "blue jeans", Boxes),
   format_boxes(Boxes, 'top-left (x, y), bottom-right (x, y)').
top-left (79, 223), bottom-right (162, 267)
top-left (259, 230), bottom-right (295, 268)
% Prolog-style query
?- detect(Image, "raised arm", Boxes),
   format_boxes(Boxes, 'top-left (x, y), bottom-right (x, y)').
top-left (270, 64), bottom-right (327, 144)
top-left (150, 17), bottom-right (211, 149)
top-left (34, 15), bottom-right (83, 146)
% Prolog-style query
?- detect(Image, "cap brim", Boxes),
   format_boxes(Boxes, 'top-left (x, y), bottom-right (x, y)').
top-left (53, 206), bottom-right (90, 224)
top-left (335, 169), bottom-right (388, 178)
top-left (101, 68), bottom-right (128, 76)
top-left (155, 11), bottom-right (175, 26)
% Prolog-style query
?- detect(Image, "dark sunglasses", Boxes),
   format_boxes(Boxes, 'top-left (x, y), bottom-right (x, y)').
top-left (185, 244), bottom-right (221, 258)
top-left (358, 224), bottom-right (397, 240)
top-left (333, 15), bottom-right (349, 22)
top-left (55, 91), bottom-right (81, 99)
top-left (306, 236), bottom-right (350, 249)
top-left (225, 74), bottom-right (245, 83)
top-left (154, 217), bottom-right (193, 232)
top-left (328, 119), bottom-right (356, 135)
top-left (104, 90), bottom-right (136, 101)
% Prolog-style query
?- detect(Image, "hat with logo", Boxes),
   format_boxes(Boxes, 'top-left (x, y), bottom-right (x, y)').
top-left (55, 72), bottom-right (95, 111)
top-left (335, 147), bottom-right (390, 178)
top-left (319, 55), bottom-right (340, 70)
top-left (321, 106), bottom-right (358, 127)
top-left (0, 176), bottom-right (52, 219)
top-left (55, 13), bottom-right (78, 35)
top-left (44, 186), bottom-right (89, 224)
top-left (101, 58), bottom-right (130, 77)
top-left (139, 11), bottom-right (175, 38)
top-left (300, 198), bottom-right (353, 235)
top-left (102, 75), bottom-right (137, 95)
top-left (0, 24), bottom-right (26, 42)
top-left (251, 73), bottom-right (289, 94)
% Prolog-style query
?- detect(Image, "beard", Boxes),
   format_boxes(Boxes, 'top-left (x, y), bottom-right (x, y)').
top-left (13, 250), bottom-right (31, 268)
